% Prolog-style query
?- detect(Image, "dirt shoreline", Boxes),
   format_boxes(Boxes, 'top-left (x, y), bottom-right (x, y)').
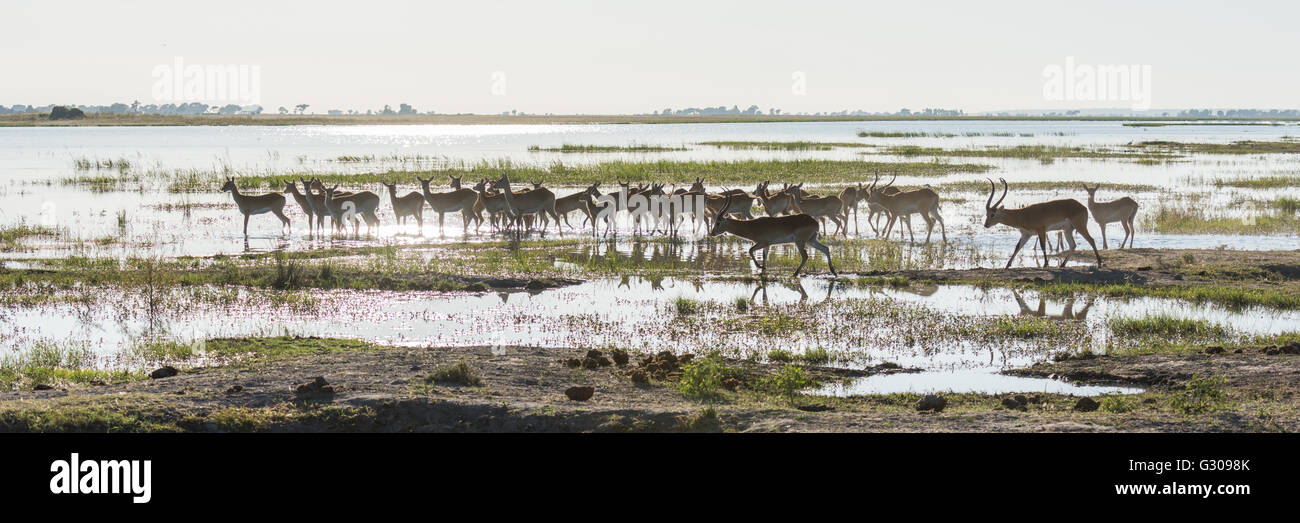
top-left (1, 340), bottom-right (1293, 433)
top-left (859, 247), bottom-right (1300, 290)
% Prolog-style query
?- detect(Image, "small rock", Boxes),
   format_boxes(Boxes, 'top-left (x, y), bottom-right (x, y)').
top-left (629, 370), bottom-right (649, 384)
top-left (149, 366), bottom-right (179, 379)
top-left (1073, 397), bottom-right (1100, 412)
top-left (294, 376), bottom-right (334, 397)
top-left (1001, 396), bottom-right (1026, 410)
top-left (916, 395), bottom-right (947, 412)
top-left (33, 383), bottom-right (54, 391)
top-left (1204, 346), bottom-right (1225, 355)
top-left (224, 385), bottom-right (243, 394)
top-left (610, 348), bottom-right (630, 366)
top-left (565, 386), bottom-right (594, 401)
top-left (562, 358), bottom-right (582, 368)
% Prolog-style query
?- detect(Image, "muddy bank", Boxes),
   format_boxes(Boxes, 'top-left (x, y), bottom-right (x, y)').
top-left (863, 248), bottom-right (1300, 289)
top-left (2, 339), bottom-right (1293, 433)
top-left (1008, 346), bottom-right (1300, 389)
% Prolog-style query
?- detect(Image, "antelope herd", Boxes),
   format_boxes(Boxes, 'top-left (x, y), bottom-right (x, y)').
top-left (219, 174), bottom-right (1141, 274)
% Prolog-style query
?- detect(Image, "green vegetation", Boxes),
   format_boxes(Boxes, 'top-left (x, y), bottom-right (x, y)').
top-left (1135, 140), bottom-right (1300, 155)
top-left (528, 143), bottom-right (688, 153)
top-left (1109, 314), bottom-right (1230, 338)
top-left (0, 393), bottom-right (374, 432)
top-left (677, 354), bottom-right (739, 400)
top-left (1208, 175), bottom-right (1300, 189)
top-left (203, 336), bottom-right (379, 360)
top-left (1141, 205), bottom-right (1299, 235)
top-left (932, 179), bottom-right (1157, 193)
top-left (698, 141), bottom-right (873, 150)
top-left (0, 223), bottom-right (62, 251)
top-left (674, 296), bottom-right (700, 316)
top-left (59, 157), bottom-right (996, 192)
top-left (1170, 375), bottom-right (1228, 415)
top-left (872, 144), bottom-right (1174, 162)
top-left (988, 315), bottom-right (1075, 338)
top-left (0, 341), bottom-right (143, 391)
top-left (757, 365), bottom-right (817, 399)
top-left (423, 361), bottom-right (483, 386)
top-left (1031, 281), bottom-right (1300, 310)
top-left (1123, 122), bottom-right (1282, 127)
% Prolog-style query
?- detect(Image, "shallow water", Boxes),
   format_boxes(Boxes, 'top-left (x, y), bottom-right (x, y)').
top-left (2, 120), bottom-right (1297, 260)
top-left (3, 278), bottom-right (1294, 394)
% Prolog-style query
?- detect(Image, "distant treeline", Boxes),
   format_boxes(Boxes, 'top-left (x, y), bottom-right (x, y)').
top-left (1177, 109), bottom-right (1300, 118)
top-left (0, 102), bottom-right (260, 115)
top-left (653, 105), bottom-right (965, 117)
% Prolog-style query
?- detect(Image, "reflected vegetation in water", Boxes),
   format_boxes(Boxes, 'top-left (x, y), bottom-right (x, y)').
top-left (2, 277), bottom-right (1296, 395)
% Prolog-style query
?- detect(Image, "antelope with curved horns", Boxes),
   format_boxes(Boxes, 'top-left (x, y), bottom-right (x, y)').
top-left (789, 183), bottom-right (846, 236)
top-left (865, 175), bottom-right (945, 243)
top-left (755, 181), bottom-right (800, 217)
top-left (221, 177), bottom-right (290, 238)
top-left (1083, 184), bottom-right (1139, 249)
top-left (708, 191), bottom-right (836, 277)
top-left (983, 178), bottom-right (1101, 268)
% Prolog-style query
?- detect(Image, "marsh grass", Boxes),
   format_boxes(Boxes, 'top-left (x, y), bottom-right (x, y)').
top-left (1141, 205), bottom-right (1299, 235)
top-left (66, 157), bottom-right (995, 193)
top-left (0, 341), bottom-right (142, 390)
top-left (423, 361), bottom-right (483, 386)
top-left (1207, 175), bottom-right (1300, 189)
top-left (0, 223), bottom-right (63, 251)
top-left (757, 364), bottom-right (818, 399)
top-left (1108, 314), bottom-right (1230, 338)
top-left (1136, 140), bottom-right (1300, 154)
top-left (677, 354), bottom-right (740, 400)
top-left (674, 296), bottom-right (700, 316)
top-left (528, 143), bottom-right (687, 152)
top-left (1032, 281), bottom-right (1300, 310)
top-left (873, 144), bottom-right (1174, 162)
top-left (933, 179), bottom-right (1157, 193)
top-left (1170, 374), bottom-right (1228, 415)
top-left (698, 141), bottom-right (873, 151)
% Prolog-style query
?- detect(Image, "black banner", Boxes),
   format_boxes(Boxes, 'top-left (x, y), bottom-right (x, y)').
top-left (2, 433), bottom-right (1290, 510)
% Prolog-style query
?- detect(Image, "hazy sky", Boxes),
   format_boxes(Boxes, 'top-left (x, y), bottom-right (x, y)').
top-left (3, 0), bottom-right (1297, 113)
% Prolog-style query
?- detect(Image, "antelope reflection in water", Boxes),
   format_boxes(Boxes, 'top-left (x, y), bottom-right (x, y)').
top-left (1012, 289), bottom-right (1095, 321)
